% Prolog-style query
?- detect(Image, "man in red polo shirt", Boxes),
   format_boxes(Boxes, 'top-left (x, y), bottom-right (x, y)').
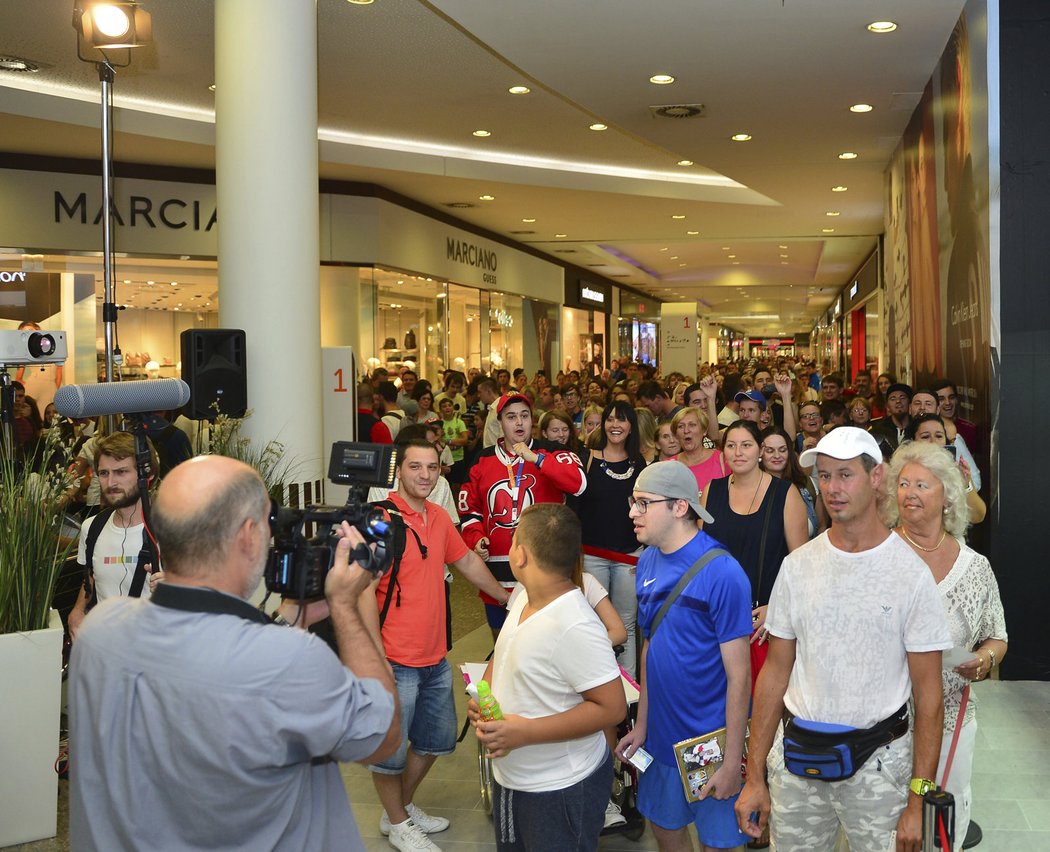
top-left (365, 439), bottom-right (509, 852)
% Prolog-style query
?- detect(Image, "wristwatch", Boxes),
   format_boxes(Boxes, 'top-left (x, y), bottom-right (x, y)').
top-left (909, 777), bottom-right (936, 797)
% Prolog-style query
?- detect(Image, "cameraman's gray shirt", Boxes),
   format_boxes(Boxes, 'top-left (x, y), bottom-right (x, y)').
top-left (69, 585), bottom-right (394, 851)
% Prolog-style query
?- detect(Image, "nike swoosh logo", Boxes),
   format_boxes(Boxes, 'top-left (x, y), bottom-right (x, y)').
top-left (643, 578), bottom-right (656, 587)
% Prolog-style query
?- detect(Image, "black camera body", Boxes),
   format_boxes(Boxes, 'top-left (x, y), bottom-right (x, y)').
top-left (264, 442), bottom-right (400, 599)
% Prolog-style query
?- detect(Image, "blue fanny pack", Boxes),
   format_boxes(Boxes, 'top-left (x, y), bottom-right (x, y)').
top-left (782, 703), bottom-right (908, 781)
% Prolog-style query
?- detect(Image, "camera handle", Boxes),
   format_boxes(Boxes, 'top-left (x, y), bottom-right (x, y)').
top-left (122, 416), bottom-right (160, 598)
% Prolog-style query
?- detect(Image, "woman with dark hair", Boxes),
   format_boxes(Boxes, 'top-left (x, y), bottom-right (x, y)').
top-left (760, 425), bottom-right (827, 539)
top-left (701, 420), bottom-right (808, 686)
top-left (409, 385), bottom-right (436, 424)
top-left (870, 371), bottom-right (896, 419)
top-left (576, 400), bottom-right (647, 678)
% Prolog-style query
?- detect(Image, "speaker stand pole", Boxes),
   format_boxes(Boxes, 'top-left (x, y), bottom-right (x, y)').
top-left (97, 58), bottom-right (119, 433)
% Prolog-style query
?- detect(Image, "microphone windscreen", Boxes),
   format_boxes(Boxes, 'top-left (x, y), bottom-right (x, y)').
top-left (54, 379), bottom-right (191, 419)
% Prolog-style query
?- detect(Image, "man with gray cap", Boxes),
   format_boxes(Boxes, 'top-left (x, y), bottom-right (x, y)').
top-left (736, 427), bottom-right (950, 852)
top-left (616, 461), bottom-right (753, 851)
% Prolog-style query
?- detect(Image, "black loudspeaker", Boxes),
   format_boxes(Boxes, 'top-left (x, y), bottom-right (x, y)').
top-left (180, 328), bottom-right (247, 420)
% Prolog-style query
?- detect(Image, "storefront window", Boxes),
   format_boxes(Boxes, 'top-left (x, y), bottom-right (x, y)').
top-left (372, 271), bottom-right (446, 383)
top-left (488, 292), bottom-right (523, 374)
top-left (447, 283), bottom-right (483, 375)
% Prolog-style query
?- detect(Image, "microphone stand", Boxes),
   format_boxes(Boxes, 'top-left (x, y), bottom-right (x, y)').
top-left (0, 367), bottom-right (14, 459)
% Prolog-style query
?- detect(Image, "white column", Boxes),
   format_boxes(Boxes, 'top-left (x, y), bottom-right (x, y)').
top-left (215, 0), bottom-right (323, 482)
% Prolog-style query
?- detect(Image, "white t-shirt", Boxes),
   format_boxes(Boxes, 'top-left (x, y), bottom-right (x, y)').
top-left (489, 588), bottom-right (620, 792)
top-left (77, 513), bottom-right (151, 603)
top-left (766, 531), bottom-right (951, 729)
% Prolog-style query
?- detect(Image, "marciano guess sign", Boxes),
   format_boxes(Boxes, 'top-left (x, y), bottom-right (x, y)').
top-left (447, 237), bottom-right (497, 284)
top-left (54, 190), bottom-right (218, 231)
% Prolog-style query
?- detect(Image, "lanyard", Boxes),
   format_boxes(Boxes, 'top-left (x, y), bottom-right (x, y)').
top-left (505, 457), bottom-right (525, 523)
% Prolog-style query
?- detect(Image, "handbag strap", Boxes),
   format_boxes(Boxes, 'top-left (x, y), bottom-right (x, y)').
top-left (939, 685), bottom-right (970, 788)
top-left (753, 475), bottom-right (777, 605)
top-left (649, 548), bottom-right (729, 639)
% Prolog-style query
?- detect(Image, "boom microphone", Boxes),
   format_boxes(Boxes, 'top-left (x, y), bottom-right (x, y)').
top-left (54, 379), bottom-right (191, 419)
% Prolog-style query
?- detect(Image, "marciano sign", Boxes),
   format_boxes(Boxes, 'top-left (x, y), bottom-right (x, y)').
top-left (54, 190), bottom-right (218, 231)
top-left (447, 237), bottom-right (497, 284)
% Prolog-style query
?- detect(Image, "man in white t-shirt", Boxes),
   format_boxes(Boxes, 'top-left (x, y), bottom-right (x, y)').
top-left (736, 427), bottom-right (951, 852)
top-left (470, 503), bottom-right (625, 850)
top-left (67, 431), bottom-right (164, 640)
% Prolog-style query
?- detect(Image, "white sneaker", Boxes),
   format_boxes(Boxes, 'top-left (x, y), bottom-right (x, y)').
top-left (604, 800), bottom-right (627, 829)
top-left (387, 818), bottom-right (441, 851)
top-left (380, 803), bottom-right (450, 835)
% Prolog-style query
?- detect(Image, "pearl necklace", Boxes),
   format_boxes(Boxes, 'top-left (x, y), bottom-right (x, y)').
top-left (899, 527), bottom-right (947, 553)
top-left (599, 453), bottom-right (635, 481)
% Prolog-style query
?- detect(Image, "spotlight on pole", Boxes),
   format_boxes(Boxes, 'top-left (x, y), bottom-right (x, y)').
top-left (73, 2), bottom-right (152, 53)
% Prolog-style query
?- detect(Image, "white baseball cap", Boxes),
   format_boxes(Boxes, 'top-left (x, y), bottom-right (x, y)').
top-left (799, 426), bottom-right (883, 468)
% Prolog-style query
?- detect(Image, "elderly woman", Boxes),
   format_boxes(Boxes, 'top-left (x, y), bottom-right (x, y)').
top-left (670, 405), bottom-right (727, 495)
top-left (883, 441), bottom-right (1007, 851)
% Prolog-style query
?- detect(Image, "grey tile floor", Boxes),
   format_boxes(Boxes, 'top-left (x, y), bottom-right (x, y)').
top-left (7, 625), bottom-right (1049, 851)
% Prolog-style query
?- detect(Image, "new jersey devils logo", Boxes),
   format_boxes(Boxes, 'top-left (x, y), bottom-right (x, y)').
top-left (486, 473), bottom-right (537, 528)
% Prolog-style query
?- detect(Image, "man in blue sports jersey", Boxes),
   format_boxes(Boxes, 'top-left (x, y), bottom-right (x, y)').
top-left (616, 461), bottom-right (753, 851)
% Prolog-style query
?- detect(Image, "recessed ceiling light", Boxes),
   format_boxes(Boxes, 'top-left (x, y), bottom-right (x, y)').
top-left (838, 151), bottom-right (859, 160)
top-left (850, 103), bottom-right (874, 113)
top-left (780, 254), bottom-right (788, 258)
top-left (687, 230), bottom-right (700, 235)
top-left (555, 233), bottom-right (567, 238)
top-left (670, 256), bottom-right (679, 260)
top-left (727, 255), bottom-right (737, 259)
top-left (732, 261), bottom-right (741, 265)
top-left (508, 85), bottom-right (531, 95)
top-left (778, 244), bottom-right (787, 249)
top-left (649, 74), bottom-right (675, 85)
top-left (826, 211), bottom-right (841, 217)
top-left (679, 263), bottom-right (686, 267)
top-left (867, 20), bottom-right (898, 33)
top-left (589, 123), bottom-right (608, 131)
top-left (479, 194), bottom-right (495, 201)
top-left (677, 159), bottom-right (694, 167)
top-left (722, 246), bottom-right (731, 251)
top-left (781, 261), bottom-right (789, 265)
top-left (346, 0), bottom-right (374, 5)
top-left (660, 247), bottom-right (669, 252)
top-left (832, 185), bottom-right (848, 192)
top-left (122, 279), bottom-right (131, 284)
top-left (822, 228), bottom-right (836, 233)
top-left (208, 83), bottom-right (216, 92)
top-left (472, 130), bottom-right (491, 137)
top-left (522, 217), bottom-right (536, 223)
top-left (672, 215), bottom-right (687, 221)
top-left (731, 133), bottom-right (752, 142)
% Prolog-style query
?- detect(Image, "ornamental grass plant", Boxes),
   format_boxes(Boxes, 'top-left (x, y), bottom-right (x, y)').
top-left (0, 430), bottom-right (77, 634)
top-left (208, 409), bottom-right (300, 503)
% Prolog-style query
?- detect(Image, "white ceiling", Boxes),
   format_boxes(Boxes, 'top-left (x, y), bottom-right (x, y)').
top-left (0, 0), bottom-right (968, 337)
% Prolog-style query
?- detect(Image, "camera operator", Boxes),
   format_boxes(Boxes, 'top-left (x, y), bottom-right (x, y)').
top-left (69, 455), bottom-right (400, 851)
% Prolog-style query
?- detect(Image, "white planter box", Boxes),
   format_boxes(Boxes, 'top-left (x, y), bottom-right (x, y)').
top-left (0, 610), bottom-right (63, 846)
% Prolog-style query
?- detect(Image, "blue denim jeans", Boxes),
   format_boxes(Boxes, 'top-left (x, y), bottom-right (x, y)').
top-left (370, 659), bottom-right (457, 774)
top-left (492, 751), bottom-right (612, 851)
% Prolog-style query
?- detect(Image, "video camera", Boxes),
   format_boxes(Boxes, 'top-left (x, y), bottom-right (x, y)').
top-left (264, 442), bottom-right (401, 599)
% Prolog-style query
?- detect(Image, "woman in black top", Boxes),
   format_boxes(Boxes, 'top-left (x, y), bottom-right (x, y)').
top-left (576, 400), bottom-right (646, 678)
top-left (700, 420), bottom-right (808, 650)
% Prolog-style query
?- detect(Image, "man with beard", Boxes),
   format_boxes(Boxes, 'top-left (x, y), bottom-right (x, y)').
top-left (67, 431), bottom-right (163, 640)
top-left (459, 393), bottom-right (587, 637)
top-left (69, 455), bottom-right (400, 851)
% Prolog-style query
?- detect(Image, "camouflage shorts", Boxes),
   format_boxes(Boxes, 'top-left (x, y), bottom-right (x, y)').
top-left (766, 723), bottom-right (912, 852)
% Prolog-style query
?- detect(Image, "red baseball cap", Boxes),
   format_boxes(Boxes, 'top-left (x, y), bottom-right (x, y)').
top-left (496, 393), bottom-right (531, 417)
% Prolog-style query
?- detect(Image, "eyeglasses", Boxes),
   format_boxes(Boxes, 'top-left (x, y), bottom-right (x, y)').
top-left (800, 412), bottom-right (822, 419)
top-left (628, 496), bottom-right (678, 514)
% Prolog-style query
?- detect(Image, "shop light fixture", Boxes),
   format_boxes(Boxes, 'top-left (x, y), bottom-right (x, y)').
top-left (670, 256), bottom-right (679, 260)
top-left (479, 194), bottom-right (495, 201)
top-left (831, 185), bottom-right (848, 192)
top-left (589, 123), bottom-right (608, 131)
top-left (346, 0), bottom-right (374, 5)
top-left (822, 228), bottom-right (835, 233)
top-left (826, 211), bottom-right (841, 217)
top-left (649, 74), bottom-right (675, 85)
top-left (731, 133), bottom-right (752, 142)
top-left (208, 83), bottom-right (216, 92)
top-left (508, 85), bottom-right (530, 95)
top-left (778, 244), bottom-right (787, 248)
top-left (522, 217), bottom-right (536, 223)
top-left (660, 247), bottom-right (669, 252)
top-left (849, 103), bottom-right (874, 113)
top-left (671, 214), bottom-right (686, 220)
top-left (838, 152), bottom-right (858, 160)
top-left (555, 233), bottom-right (567, 238)
top-left (122, 278), bottom-right (130, 284)
top-left (677, 160), bottom-right (694, 167)
top-left (472, 130), bottom-right (491, 137)
top-left (722, 246), bottom-right (731, 250)
top-left (867, 21), bottom-right (897, 33)
top-left (727, 254), bottom-right (737, 259)
top-left (687, 230), bottom-right (699, 235)
top-left (780, 254), bottom-right (788, 258)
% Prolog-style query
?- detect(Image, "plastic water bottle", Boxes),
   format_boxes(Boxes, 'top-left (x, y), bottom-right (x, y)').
top-left (476, 680), bottom-right (504, 721)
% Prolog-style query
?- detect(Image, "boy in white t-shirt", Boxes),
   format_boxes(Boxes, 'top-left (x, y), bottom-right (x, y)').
top-left (470, 503), bottom-right (626, 851)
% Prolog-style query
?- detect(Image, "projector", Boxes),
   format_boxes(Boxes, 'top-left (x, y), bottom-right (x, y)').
top-left (0, 329), bottom-right (67, 366)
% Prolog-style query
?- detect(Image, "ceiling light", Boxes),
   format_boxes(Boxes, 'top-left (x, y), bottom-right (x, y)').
top-left (831, 185), bottom-right (848, 192)
top-left (649, 74), bottom-right (675, 85)
top-left (781, 261), bottom-right (789, 265)
top-left (679, 263), bottom-right (686, 267)
top-left (727, 255), bottom-right (736, 259)
top-left (780, 254), bottom-right (788, 258)
top-left (687, 230), bottom-right (699, 235)
top-left (838, 151), bottom-right (859, 160)
top-left (732, 261), bottom-right (741, 265)
top-left (170, 281), bottom-right (177, 285)
top-left (660, 247), bottom-right (669, 252)
top-left (778, 244), bottom-right (787, 249)
top-left (472, 130), bottom-right (491, 137)
top-left (346, 0), bottom-right (374, 4)
top-left (867, 21), bottom-right (898, 33)
top-left (122, 279), bottom-right (130, 284)
top-left (522, 217), bottom-right (536, 223)
top-left (677, 160), bottom-right (694, 167)
top-left (731, 133), bottom-right (752, 142)
top-left (479, 194), bottom-right (495, 201)
top-left (508, 85), bottom-right (531, 95)
top-left (722, 246), bottom-right (731, 250)
top-left (850, 103), bottom-right (874, 113)
top-left (671, 214), bottom-right (686, 220)
top-left (826, 211), bottom-right (841, 217)
top-left (555, 233), bottom-right (567, 238)
top-left (0, 56), bottom-right (39, 72)
top-left (822, 228), bottom-right (836, 233)
top-left (589, 123), bottom-right (608, 131)
top-left (670, 256), bottom-right (679, 260)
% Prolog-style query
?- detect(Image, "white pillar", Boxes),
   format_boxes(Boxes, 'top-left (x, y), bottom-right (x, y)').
top-left (215, 0), bottom-right (323, 482)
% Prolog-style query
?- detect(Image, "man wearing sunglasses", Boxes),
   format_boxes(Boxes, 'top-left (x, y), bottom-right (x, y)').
top-left (616, 462), bottom-right (753, 852)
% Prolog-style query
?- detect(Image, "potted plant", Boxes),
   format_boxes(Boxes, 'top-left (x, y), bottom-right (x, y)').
top-left (208, 409), bottom-right (300, 503)
top-left (0, 430), bottom-right (77, 846)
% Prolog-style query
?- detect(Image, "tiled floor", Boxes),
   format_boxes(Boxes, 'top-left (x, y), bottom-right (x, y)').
top-left (7, 624), bottom-right (1050, 851)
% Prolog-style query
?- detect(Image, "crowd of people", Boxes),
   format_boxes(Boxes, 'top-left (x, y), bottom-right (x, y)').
top-left (57, 352), bottom-right (1006, 852)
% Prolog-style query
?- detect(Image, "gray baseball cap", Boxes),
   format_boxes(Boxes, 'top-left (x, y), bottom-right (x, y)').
top-left (634, 460), bottom-right (715, 525)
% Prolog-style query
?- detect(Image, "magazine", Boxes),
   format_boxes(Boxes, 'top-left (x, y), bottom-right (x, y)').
top-left (672, 722), bottom-right (750, 803)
